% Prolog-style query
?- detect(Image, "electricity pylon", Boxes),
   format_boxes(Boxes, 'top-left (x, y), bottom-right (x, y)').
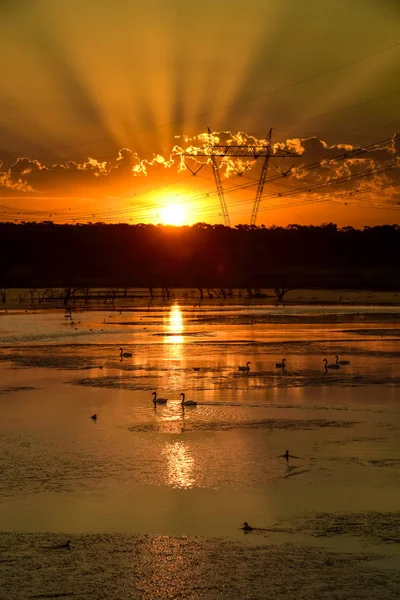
top-left (182, 127), bottom-right (301, 226)
top-left (207, 127), bottom-right (231, 227)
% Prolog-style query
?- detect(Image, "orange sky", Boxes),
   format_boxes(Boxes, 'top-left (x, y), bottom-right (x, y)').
top-left (0, 0), bottom-right (399, 227)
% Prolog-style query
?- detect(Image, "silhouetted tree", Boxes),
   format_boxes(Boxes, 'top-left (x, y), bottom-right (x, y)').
top-left (79, 288), bottom-right (91, 303)
top-left (0, 222), bottom-right (398, 292)
top-left (274, 288), bottom-right (291, 302)
top-left (63, 287), bottom-right (77, 306)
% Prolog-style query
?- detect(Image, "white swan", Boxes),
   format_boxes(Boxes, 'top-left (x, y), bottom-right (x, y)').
top-left (335, 355), bottom-right (350, 365)
top-left (276, 358), bottom-right (286, 369)
top-left (324, 358), bottom-right (340, 370)
top-left (180, 392), bottom-right (197, 407)
top-left (120, 347), bottom-right (132, 358)
top-left (238, 361), bottom-right (251, 372)
top-left (152, 391), bottom-right (168, 405)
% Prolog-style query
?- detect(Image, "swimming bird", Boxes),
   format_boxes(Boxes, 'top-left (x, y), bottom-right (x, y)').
top-left (323, 358), bottom-right (340, 370)
top-left (238, 361), bottom-right (251, 372)
top-left (241, 522), bottom-right (253, 532)
top-left (120, 348), bottom-right (132, 358)
top-left (278, 450), bottom-right (299, 460)
top-left (276, 358), bottom-right (286, 369)
top-left (180, 392), bottom-right (197, 407)
top-left (335, 355), bottom-right (350, 365)
top-left (46, 540), bottom-right (71, 550)
top-left (91, 414), bottom-right (97, 420)
top-left (152, 391), bottom-right (168, 405)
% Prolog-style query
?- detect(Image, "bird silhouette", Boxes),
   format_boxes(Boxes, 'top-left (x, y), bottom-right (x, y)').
top-left (335, 355), bottom-right (350, 365)
top-left (238, 361), bottom-right (251, 372)
top-left (120, 348), bottom-right (132, 358)
top-left (180, 392), bottom-right (197, 407)
top-left (278, 450), bottom-right (299, 460)
top-left (152, 391), bottom-right (168, 405)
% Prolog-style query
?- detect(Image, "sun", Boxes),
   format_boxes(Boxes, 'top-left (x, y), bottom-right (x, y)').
top-left (161, 203), bottom-right (185, 226)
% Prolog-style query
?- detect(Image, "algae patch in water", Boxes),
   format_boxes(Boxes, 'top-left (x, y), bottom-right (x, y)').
top-left (0, 386), bottom-right (37, 395)
top-left (69, 375), bottom-right (159, 390)
top-left (293, 511), bottom-right (400, 545)
top-left (128, 418), bottom-right (359, 434)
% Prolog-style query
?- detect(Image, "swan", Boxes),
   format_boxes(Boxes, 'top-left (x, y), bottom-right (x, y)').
top-left (323, 358), bottom-right (340, 370)
top-left (238, 361), bottom-right (251, 372)
top-left (241, 522), bottom-right (253, 532)
top-left (120, 348), bottom-right (132, 358)
top-left (152, 391), bottom-right (168, 405)
top-left (180, 392), bottom-right (197, 407)
top-left (91, 414), bottom-right (97, 420)
top-left (276, 358), bottom-right (286, 369)
top-left (335, 355), bottom-right (350, 365)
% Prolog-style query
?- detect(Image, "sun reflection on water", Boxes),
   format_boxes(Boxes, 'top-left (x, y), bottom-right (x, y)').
top-left (164, 441), bottom-right (195, 489)
top-left (164, 303), bottom-right (184, 345)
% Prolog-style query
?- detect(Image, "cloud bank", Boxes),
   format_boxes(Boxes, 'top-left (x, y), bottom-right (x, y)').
top-left (0, 131), bottom-right (399, 222)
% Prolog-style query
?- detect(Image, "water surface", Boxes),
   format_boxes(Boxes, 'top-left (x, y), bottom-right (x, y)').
top-left (1, 303), bottom-right (399, 597)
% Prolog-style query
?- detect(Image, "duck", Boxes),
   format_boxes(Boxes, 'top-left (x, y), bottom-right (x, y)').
top-left (238, 362), bottom-right (251, 372)
top-left (276, 358), bottom-right (286, 369)
top-left (120, 348), bottom-right (132, 358)
top-left (47, 540), bottom-right (71, 550)
top-left (335, 355), bottom-right (350, 365)
top-left (180, 392), bottom-right (197, 407)
top-left (90, 414), bottom-right (97, 420)
top-left (241, 522), bottom-right (253, 532)
top-left (152, 391), bottom-right (168, 405)
top-left (323, 358), bottom-right (340, 370)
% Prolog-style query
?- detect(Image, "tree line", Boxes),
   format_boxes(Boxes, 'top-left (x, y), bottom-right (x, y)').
top-left (0, 222), bottom-right (399, 291)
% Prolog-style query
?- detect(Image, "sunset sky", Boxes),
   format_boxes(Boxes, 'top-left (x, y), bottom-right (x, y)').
top-left (0, 0), bottom-right (399, 227)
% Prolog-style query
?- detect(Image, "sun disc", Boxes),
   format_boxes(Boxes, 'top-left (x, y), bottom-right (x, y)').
top-left (161, 203), bottom-right (185, 226)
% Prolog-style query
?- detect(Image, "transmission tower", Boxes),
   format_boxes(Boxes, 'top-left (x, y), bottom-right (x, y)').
top-left (206, 127), bottom-right (231, 227)
top-left (250, 128), bottom-right (272, 225)
top-left (182, 127), bottom-right (301, 226)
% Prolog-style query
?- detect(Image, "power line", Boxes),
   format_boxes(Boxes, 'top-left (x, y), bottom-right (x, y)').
top-left (1, 136), bottom-right (398, 223)
top-left (277, 90), bottom-right (400, 130)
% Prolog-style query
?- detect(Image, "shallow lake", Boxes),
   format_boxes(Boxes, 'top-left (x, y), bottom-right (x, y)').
top-left (1, 303), bottom-right (399, 598)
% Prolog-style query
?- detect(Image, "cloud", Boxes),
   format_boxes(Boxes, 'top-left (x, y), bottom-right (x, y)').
top-left (0, 131), bottom-right (398, 206)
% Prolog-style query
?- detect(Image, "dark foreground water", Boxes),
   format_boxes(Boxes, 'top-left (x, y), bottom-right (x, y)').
top-left (1, 531), bottom-right (400, 600)
top-left (0, 304), bottom-right (399, 598)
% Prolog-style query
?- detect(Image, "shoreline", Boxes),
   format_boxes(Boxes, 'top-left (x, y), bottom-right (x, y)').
top-left (1, 286), bottom-right (400, 312)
